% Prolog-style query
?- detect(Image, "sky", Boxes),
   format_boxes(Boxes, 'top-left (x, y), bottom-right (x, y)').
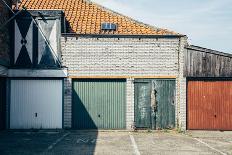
top-left (91, 0), bottom-right (232, 53)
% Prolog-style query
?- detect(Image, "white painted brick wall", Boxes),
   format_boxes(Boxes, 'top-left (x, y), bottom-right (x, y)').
top-left (61, 37), bottom-right (180, 76)
top-left (63, 78), bottom-right (72, 128)
top-left (126, 78), bottom-right (134, 129)
top-left (61, 36), bottom-right (187, 130)
top-left (178, 37), bottom-right (188, 130)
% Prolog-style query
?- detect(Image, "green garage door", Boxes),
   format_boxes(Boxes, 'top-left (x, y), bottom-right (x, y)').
top-left (72, 79), bottom-right (126, 129)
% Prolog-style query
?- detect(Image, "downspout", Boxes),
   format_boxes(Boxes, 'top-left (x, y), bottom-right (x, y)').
top-left (176, 37), bottom-right (181, 129)
top-left (131, 77), bottom-right (135, 130)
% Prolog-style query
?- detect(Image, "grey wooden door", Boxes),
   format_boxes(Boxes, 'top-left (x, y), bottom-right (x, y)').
top-left (135, 79), bottom-right (176, 129)
top-left (134, 80), bottom-right (152, 128)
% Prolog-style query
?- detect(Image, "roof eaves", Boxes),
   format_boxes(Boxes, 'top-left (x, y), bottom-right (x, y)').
top-left (61, 33), bottom-right (186, 38)
top-left (187, 45), bottom-right (232, 58)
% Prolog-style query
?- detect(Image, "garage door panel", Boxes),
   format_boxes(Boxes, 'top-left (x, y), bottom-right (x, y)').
top-left (188, 81), bottom-right (232, 130)
top-left (72, 79), bottom-right (126, 129)
top-left (10, 80), bottom-right (62, 129)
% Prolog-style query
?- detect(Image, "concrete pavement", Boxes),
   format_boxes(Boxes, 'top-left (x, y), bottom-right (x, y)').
top-left (0, 130), bottom-right (231, 155)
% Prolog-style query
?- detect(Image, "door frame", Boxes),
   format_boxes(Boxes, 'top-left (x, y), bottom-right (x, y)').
top-left (134, 78), bottom-right (176, 129)
top-left (8, 77), bottom-right (64, 129)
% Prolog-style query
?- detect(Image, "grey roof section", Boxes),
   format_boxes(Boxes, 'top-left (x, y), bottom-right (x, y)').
top-left (187, 45), bottom-right (232, 58)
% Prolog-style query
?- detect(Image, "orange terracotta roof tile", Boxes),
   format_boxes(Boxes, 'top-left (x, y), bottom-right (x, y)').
top-left (18, 0), bottom-right (181, 35)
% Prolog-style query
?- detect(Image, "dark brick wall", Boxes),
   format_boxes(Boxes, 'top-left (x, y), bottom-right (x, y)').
top-left (0, 0), bottom-right (11, 65)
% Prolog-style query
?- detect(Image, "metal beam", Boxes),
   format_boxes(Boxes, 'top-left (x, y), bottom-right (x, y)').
top-left (8, 69), bottom-right (68, 77)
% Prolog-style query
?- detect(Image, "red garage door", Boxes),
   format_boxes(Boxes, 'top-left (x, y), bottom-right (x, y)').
top-left (188, 80), bottom-right (232, 130)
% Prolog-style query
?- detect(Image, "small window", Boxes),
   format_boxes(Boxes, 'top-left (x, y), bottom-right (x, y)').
top-left (101, 23), bottom-right (117, 31)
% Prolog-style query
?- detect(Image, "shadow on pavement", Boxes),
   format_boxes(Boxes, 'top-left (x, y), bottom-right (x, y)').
top-left (0, 130), bottom-right (99, 155)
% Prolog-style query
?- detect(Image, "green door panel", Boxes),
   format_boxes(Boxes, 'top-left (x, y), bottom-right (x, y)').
top-left (72, 79), bottom-right (126, 129)
top-left (153, 80), bottom-right (176, 129)
top-left (134, 81), bottom-right (151, 128)
top-left (134, 79), bottom-right (176, 129)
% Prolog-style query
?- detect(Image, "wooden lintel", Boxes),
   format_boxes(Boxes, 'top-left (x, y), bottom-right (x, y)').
top-left (132, 76), bottom-right (176, 79)
top-left (68, 76), bottom-right (176, 79)
top-left (68, 76), bottom-right (129, 79)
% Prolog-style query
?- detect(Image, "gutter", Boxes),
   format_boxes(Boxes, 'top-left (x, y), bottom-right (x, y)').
top-left (61, 33), bottom-right (186, 38)
top-left (186, 45), bottom-right (232, 58)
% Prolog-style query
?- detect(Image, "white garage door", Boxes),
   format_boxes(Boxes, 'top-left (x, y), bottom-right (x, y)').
top-left (10, 79), bottom-right (62, 129)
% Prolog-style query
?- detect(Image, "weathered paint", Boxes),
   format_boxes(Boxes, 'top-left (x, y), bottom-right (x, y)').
top-left (0, 78), bottom-right (6, 130)
top-left (134, 81), bottom-right (151, 128)
top-left (134, 79), bottom-right (176, 129)
top-left (10, 79), bottom-right (63, 129)
top-left (72, 79), bottom-right (126, 129)
top-left (188, 80), bottom-right (232, 130)
top-left (154, 80), bottom-right (176, 129)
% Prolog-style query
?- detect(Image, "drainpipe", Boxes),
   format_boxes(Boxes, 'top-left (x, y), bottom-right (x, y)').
top-left (177, 38), bottom-right (181, 129)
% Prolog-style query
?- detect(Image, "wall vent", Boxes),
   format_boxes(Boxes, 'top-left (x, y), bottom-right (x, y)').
top-left (101, 23), bottom-right (117, 31)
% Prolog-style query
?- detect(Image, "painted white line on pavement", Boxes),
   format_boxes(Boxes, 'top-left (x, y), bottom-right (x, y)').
top-left (194, 138), bottom-right (227, 155)
top-left (129, 134), bottom-right (141, 155)
top-left (47, 132), bottom-right (70, 151)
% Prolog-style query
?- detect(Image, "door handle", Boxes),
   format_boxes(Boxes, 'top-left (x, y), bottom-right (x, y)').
top-left (98, 114), bottom-right (100, 118)
top-left (35, 113), bottom-right (38, 117)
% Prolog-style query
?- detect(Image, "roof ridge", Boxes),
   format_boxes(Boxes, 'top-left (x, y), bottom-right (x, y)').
top-left (84, 0), bottom-right (180, 35)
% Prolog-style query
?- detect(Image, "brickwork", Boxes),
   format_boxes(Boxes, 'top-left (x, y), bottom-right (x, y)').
top-left (61, 36), bottom-right (187, 130)
top-left (0, 0), bottom-right (10, 65)
top-left (61, 37), bottom-right (180, 76)
top-left (63, 78), bottom-right (72, 128)
top-left (126, 78), bottom-right (134, 129)
top-left (178, 37), bottom-right (188, 130)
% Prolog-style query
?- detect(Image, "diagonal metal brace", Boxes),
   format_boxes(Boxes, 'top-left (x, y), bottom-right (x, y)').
top-left (0, 0), bottom-right (15, 14)
top-left (0, 9), bottom-right (24, 29)
top-left (0, 5), bottom-right (62, 67)
top-left (25, 9), bottom-right (62, 67)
